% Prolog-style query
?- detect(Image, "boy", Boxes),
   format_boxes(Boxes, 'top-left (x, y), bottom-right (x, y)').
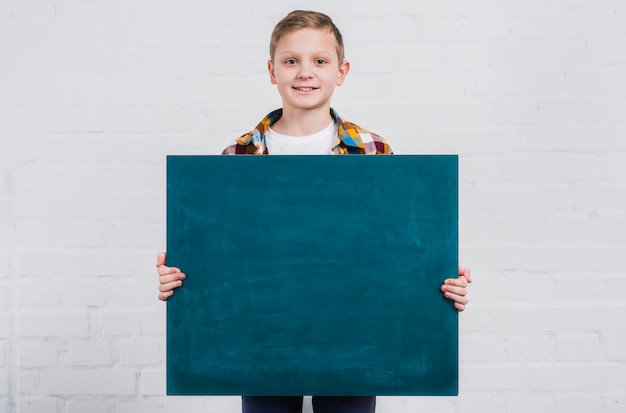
top-left (157, 10), bottom-right (471, 413)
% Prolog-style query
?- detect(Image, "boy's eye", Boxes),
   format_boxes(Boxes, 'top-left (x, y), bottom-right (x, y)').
top-left (285, 59), bottom-right (297, 65)
top-left (314, 59), bottom-right (327, 64)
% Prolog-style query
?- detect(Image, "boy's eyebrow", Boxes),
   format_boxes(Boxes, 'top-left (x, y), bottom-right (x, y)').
top-left (276, 49), bottom-right (335, 58)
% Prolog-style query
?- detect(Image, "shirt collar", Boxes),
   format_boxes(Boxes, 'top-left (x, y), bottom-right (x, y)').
top-left (236, 108), bottom-right (367, 152)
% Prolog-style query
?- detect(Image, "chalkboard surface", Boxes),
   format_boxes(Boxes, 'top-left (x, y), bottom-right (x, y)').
top-left (166, 155), bottom-right (458, 396)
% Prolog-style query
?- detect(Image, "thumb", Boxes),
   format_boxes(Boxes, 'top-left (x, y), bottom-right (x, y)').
top-left (156, 252), bottom-right (166, 267)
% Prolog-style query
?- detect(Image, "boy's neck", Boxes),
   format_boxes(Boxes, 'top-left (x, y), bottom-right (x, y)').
top-left (271, 107), bottom-right (334, 137)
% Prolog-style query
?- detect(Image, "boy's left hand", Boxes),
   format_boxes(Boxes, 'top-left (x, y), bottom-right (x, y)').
top-left (441, 266), bottom-right (472, 312)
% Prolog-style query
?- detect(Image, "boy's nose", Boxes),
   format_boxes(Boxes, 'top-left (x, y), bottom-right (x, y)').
top-left (297, 63), bottom-right (314, 79)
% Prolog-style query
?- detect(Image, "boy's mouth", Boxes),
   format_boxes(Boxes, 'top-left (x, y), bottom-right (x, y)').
top-left (293, 87), bottom-right (317, 92)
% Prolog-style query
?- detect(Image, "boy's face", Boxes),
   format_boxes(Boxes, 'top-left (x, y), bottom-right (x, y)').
top-left (268, 28), bottom-right (349, 114)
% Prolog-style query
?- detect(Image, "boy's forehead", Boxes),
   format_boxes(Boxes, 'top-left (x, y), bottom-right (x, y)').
top-left (274, 28), bottom-right (338, 52)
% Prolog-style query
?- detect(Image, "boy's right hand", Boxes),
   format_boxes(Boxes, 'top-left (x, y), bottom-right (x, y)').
top-left (156, 252), bottom-right (186, 301)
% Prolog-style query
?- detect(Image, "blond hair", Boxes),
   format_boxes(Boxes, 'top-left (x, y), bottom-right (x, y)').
top-left (269, 10), bottom-right (345, 63)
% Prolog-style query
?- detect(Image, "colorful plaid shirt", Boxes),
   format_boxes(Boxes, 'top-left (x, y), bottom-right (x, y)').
top-left (221, 108), bottom-right (393, 155)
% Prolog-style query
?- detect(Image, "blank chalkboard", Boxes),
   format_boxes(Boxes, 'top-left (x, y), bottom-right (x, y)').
top-left (166, 155), bottom-right (458, 396)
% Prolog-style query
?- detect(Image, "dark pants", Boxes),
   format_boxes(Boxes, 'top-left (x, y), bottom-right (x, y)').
top-left (242, 396), bottom-right (376, 413)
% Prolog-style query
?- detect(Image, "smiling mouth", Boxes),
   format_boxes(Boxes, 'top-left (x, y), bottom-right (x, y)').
top-left (293, 87), bottom-right (317, 92)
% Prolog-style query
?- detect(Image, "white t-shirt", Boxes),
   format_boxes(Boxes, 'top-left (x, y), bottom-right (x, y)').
top-left (265, 121), bottom-right (337, 155)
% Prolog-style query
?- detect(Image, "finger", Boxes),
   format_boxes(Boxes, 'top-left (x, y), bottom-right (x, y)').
top-left (458, 266), bottom-right (472, 283)
top-left (444, 291), bottom-right (469, 305)
top-left (159, 273), bottom-right (186, 285)
top-left (442, 284), bottom-right (467, 297)
top-left (158, 290), bottom-right (174, 301)
top-left (158, 266), bottom-right (183, 277)
top-left (444, 277), bottom-right (468, 288)
top-left (156, 252), bottom-right (167, 267)
top-left (454, 302), bottom-right (466, 312)
top-left (159, 280), bottom-right (183, 293)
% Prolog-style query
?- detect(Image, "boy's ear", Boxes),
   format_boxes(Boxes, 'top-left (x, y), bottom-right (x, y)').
top-left (336, 60), bottom-right (350, 86)
top-left (268, 60), bottom-right (277, 85)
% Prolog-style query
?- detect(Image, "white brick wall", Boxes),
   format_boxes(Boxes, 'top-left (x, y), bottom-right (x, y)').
top-left (1, 0), bottom-right (625, 412)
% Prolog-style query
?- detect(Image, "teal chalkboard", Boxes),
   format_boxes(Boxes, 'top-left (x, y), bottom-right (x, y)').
top-left (166, 155), bottom-right (458, 396)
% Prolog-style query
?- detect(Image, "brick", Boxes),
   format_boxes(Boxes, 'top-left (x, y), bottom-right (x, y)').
top-left (17, 252), bottom-right (95, 277)
top-left (10, 0), bottom-right (56, 21)
top-left (510, 10), bottom-right (612, 39)
top-left (469, 69), bottom-right (570, 97)
top-left (15, 220), bottom-right (58, 248)
top-left (70, 341), bottom-right (109, 366)
top-left (459, 334), bottom-right (506, 362)
top-left (520, 246), bottom-right (621, 272)
top-left (64, 279), bottom-right (105, 307)
top-left (606, 392), bottom-right (626, 413)
top-left (101, 312), bottom-right (141, 336)
top-left (60, 0), bottom-right (106, 21)
top-left (107, 0), bottom-right (158, 21)
top-left (0, 369), bottom-right (6, 394)
top-left (105, 279), bottom-right (159, 307)
top-left (18, 313), bottom-right (89, 338)
top-left (476, 306), bottom-right (587, 332)
top-left (157, 0), bottom-right (209, 20)
top-left (0, 224), bottom-right (11, 249)
top-left (596, 98), bottom-right (626, 123)
top-left (111, 52), bottom-right (158, 78)
top-left (520, 124), bottom-right (612, 152)
top-left (507, 335), bottom-right (549, 362)
top-left (462, 246), bottom-right (518, 271)
top-left (457, 394), bottom-right (507, 413)
top-left (499, 155), bottom-right (550, 182)
top-left (606, 276), bottom-right (626, 301)
top-left (15, 193), bottom-right (87, 220)
top-left (530, 365), bottom-right (626, 391)
top-left (549, 155), bottom-right (603, 182)
top-left (18, 371), bottom-right (38, 395)
top-left (582, 306), bottom-right (626, 331)
top-left (0, 314), bottom-right (10, 338)
top-left (16, 399), bottom-right (58, 413)
top-left (19, 342), bottom-right (57, 368)
top-left (119, 340), bottom-right (161, 366)
top-left (115, 401), bottom-right (164, 413)
top-left (140, 370), bottom-right (165, 395)
top-left (505, 273), bottom-right (557, 303)
top-left (0, 287), bottom-right (7, 310)
top-left (155, 107), bottom-right (208, 134)
top-left (461, 365), bottom-right (529, 391)
top-left (67, 400), bottom-right (106, 413)
top-left (60, 222), bottom-right (105, 248)
top-left (138, 310), bottom-right (166, 336)
top-left (113, 222), bottom-right (164, 248)
top-left (598, 214), bottom-right (626, 241)
top-left (459, 216), bottom-right (499, 244)
top-left (541, 215), bottom-right (594, 243)
top-left (498, 216), bottom-right (542, 242)
top-left (105, 21), bottom-right (225, 49)
top-left (376, 396), bottom-right (455, 412)
top-left (555, 395), bottom-right (604, 413)
top-left (474, 183), bottom-right (573, 214)
top-left (48, 370), bottom-right (135, 395)
top-left (554, 274), bottom-right (606, 302)
top-left (94, 252), bottom-right (144, 277)
top-left (17, 279), bottom-right (63, 307)
top-left (599, 153), bottom-right (626, 183)
top-left (506, 394), bottom-right (555, 413)
top-left (12, 49), bottom-right (108, 79)
top-left (555, 334), bottom-right (600, 362)
top-left (163, 397), bottom-right (212, 411)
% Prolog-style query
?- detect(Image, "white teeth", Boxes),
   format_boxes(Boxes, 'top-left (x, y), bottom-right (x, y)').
top-left (296, 87), bottom-right (314, 91)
